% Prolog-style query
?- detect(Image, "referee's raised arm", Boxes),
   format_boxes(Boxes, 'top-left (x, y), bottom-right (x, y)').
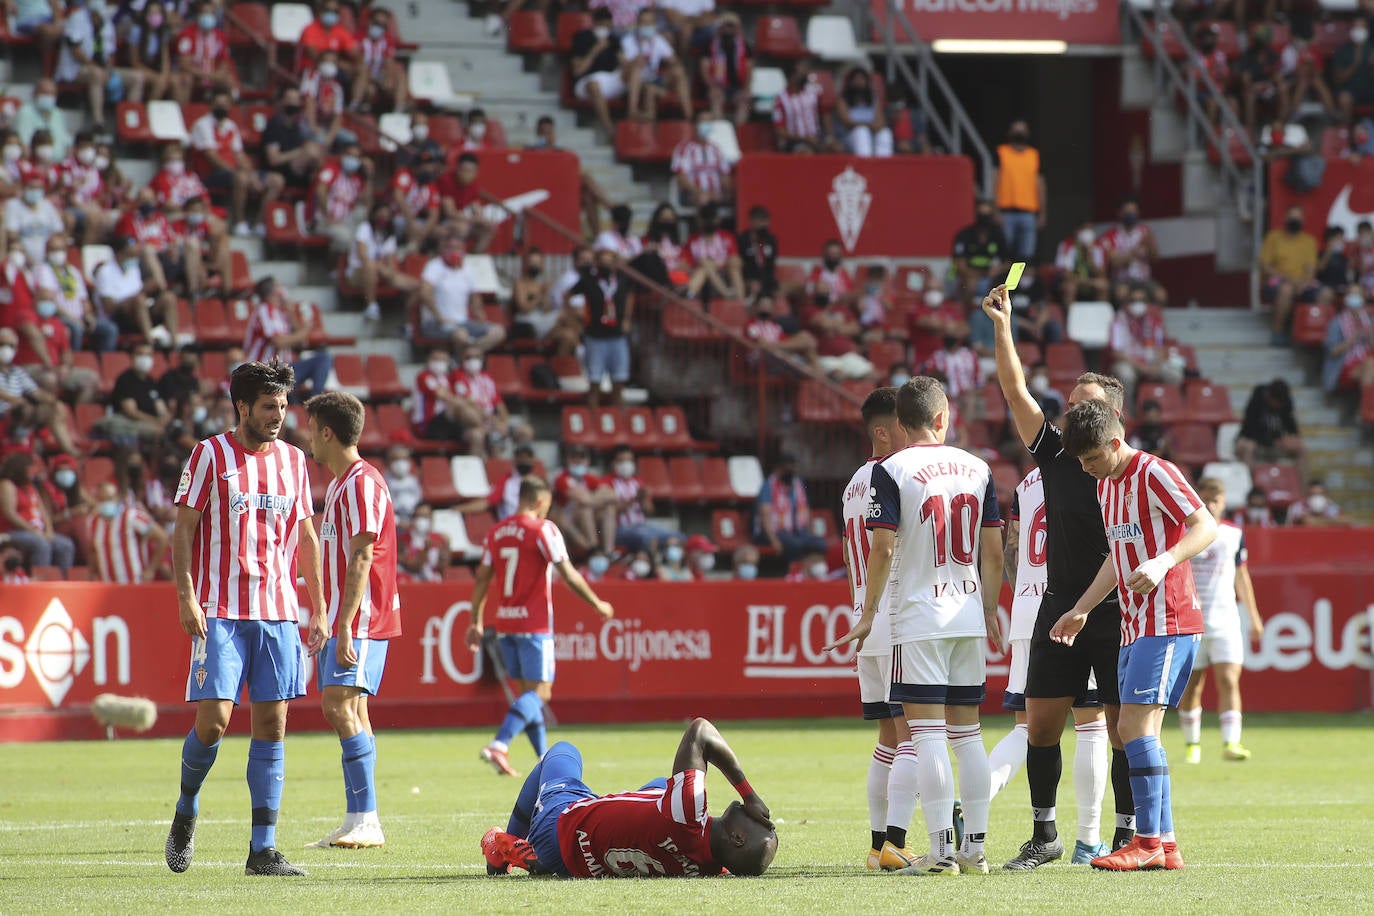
top-left (981, 284), bottom-right (1045, 449)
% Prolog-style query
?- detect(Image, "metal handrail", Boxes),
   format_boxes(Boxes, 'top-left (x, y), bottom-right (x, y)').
top-left (1120, 0), bottom-right (1264, 307)
top-left (877, 0), bottom-right (996, 198)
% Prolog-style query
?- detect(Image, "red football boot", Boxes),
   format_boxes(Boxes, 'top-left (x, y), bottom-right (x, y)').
top-left (1090, 837), bottom-right (1165, 871)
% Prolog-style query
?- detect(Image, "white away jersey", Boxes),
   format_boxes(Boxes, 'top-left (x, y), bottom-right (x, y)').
top-left (1009, 468), bottom-right (1047, 642)
top-left (843, 458), bottom-right (893, 657)
top-left (1188, 520), bottom-right (1246, 629)
top-left (867, 443), bottom-right (1002, 644)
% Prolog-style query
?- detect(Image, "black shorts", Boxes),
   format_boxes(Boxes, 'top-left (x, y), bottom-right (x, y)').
top-left (425, 412), bottom-right (468, 442)
top-left (1024, 590), bottom-right (1121, 706)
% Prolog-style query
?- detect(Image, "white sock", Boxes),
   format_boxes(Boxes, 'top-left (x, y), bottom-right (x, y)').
top-left (1073, 720), bottom-right (1109, 846)
top-left (343, 811), bottom-right (360, 830)
top-left (1219, 710), bottom-right (1242, 745)
top-left (868, 744), bottom-right (895, 836)
top-left (947, 723), bottom-right (990, 856)
top-left (988, 722), bottom-right (1028, 800)
top-left (1179, 707), bottom-right (1202, 745)
top-left (887, 741), bottom-right (920, 842)
top-left (909, 718), bottom-right (954, 859)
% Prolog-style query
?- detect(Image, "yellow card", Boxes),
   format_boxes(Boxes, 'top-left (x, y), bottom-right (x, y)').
top-left (1005, 261), bottom-right (1027, 291)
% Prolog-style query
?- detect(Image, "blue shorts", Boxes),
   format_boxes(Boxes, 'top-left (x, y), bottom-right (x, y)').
top-left (525, 743), bottom-right (595, 877)
top-left (583, 336), bottom-right (631, 384)
top-left (316, 637), bottom-right (389, 695)
top-left (186, 618), bottom-right (306, 704)
top-left (1118, 634), bottom-right (1200, 708)
top-left (498, 633), bottom-right (556, 683)
top-left (421, 317), bottom-right (494, 342)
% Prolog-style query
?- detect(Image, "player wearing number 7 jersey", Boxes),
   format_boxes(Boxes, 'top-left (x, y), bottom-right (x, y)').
top-left (841, 387), bottom-right (921, 871)
top-left (827, 377), bottom-right (1004, 876)
top-left (466, 476), bottom-right (614, 777)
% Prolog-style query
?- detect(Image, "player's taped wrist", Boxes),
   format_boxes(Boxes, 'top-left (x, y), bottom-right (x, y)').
top-left (1137, 553), bottom-right (1177, 582)
top-left (732, 777), bottom-right (754, 798)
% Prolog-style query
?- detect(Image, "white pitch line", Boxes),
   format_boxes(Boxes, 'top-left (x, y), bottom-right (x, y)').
top-left (0, 813), bottom-right (509, 832)
top-left (0, 859), bottom-right (492, 870)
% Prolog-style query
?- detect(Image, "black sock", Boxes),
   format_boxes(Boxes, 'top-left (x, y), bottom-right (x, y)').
top-left (872, 829), bottom-right (887, 851)
top-left (1112, 747), bottom-right (1136, 848)
top-left (886, 826), bottom-right (905, 849)
top-left (1026, 743), bottom-right (1062, 843)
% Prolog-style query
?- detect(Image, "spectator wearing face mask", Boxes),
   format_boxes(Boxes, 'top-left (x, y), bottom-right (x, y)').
top-left (606, 445), bottom-right (677, 552)
top-left (1127, 399), bottom-right (1172, 461)
top-left (22, 128), bottom-right (62, 192)
top-left (622, 7), bottom-right (693, 123)
top-left (552, 444), bottom-right (619, 554)
top-left (173, 0), bottom-right (236, 99)
top-left (732, 544), bottom-right (760, 581)
top-left (191, 89), bottom-right (285, 236)
top-left (157, 345), bottom-right (202, 417)
top-left (301, 50), bottom-right (353, 150)
top-left (93, 236), bottom-right (179, 347)
top-left (98, 339), bottom-right (169, 444)
top-left (1317, 226), bottom-right (1351, 291)
top-left (835, 66), bottom-right (892, 159)
top-left (416, 233), bottom-right (506, 353)
top-left (13, 79), bottom-right (71, 160)
top-left (262, 87), bottom-right (326, 195)
top-left (1229, 487), bottom-right (1276, 528)
top-left (390, 149), bottom-right (443, 251)
top-left (656, 535), bottom-right (694, 581)
top-left (737, 205), bottom-right (777, 301)
top-left (460, 444), bottom-right (538, 519)
top-left (806, 239), bottom-right (855, 301)
top-left (923, 333), bottom-right (982, 419)
top-left (1098, 196), bottom-right (1165, 307)
top-left (1333, 17), bottom-right (1374, 127)
top-left (1054, 220), bottom-right (1109, 307)
top-left (118, 184), bottom-right (214, 298)
top-left (744, 296), bottom-right (818, 370)
top-left (855, 265), bottom-right (893, 342)
top-left (806, 283), bottom-right (872, 380)
top-left (296, 0), bottom-right (360, 76)
top-left (569, 244), bottom-right (635, 409)
top-left (773, 59), bottom-right (824, 153)
top-left (1109, 292), bottom-right (1179, 397)
top-left (383, 443), bottom-right (423, 523)
top-left (460, 108), bottom-right (497, 152)
top-left (55, 130), bottom-right (112, 246)
top-left (784, 551), bottom-right (831, 583)
top-left (312, 140), bottom-right (372, 252)
top-left (580, 548), bottom-right (613, 582)
top-left (671, 110), bottom-right (733, 211)
top-left (398, 504), bottom-right (450, 582)
top-left (698, 11), bottom-right (750, 124)
top-left (685, 203), bottom-right (744, 301)
top-left (0, 450), bottom-right (75, 574)
top-left (5, 176), bottom-right (63, 268)
top-left (1235, 378), bottom-right (1306, 478)
top-left (451, 346), bottom-right (532, 458)
top-left (908, 287), bottom-right (968, 368)
top-left (512, 248), bottom-right (574, 351)
top-left (355, 6), bottom-right (407, 113)
top-left (243, 275), bottom-right (334, 401)
top-left (1261, 204), bottom-right (1319, 345)
top-left (1286, 480), bottom-right (1349, 527)
top-left (123, 0), bottom-right (176, 104)
top-left (623, 548), bottom-right (658, 581)
top-left (1322, 287), bottom-right (1374, 392)
top-left (18, 280), bottom-right (98, 402)
top-left (435, 153), bottom-right (495, 253)
top-left (570, 7), bottom-right (628, 138)
top-left (993, 119), bottom-right (1046, 261)
top-left (755, 454), bottom-right (826, 561)
top-left (57, 0), bottom-right (148, 134)
top-left (684, 534), bottom-right (720, 580)
top-left (949, 199), bottom-right (1008, 301)
top-left (89, 479), bottom-right (169, 583)
top-left (348, 201), bottom-right (416, 322)
top-left (42, 452), bottom-right (94, 558)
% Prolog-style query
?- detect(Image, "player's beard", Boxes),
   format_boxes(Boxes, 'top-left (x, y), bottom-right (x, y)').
top-left (240, 414), bottom-right (282, 450)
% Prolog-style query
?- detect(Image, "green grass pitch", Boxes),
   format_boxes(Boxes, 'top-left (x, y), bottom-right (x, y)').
top-left (3, 714), bottom-right (1373, 913)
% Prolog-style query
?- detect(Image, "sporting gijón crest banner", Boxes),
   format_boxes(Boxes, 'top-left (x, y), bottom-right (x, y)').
top-left (735, 154), bottom-right (975, 258)
top-left (1269, 157), bottom-right (1374, 239)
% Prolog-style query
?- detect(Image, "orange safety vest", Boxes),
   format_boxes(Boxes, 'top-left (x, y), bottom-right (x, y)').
top-left (996, 144), bottom-right (1040, 212)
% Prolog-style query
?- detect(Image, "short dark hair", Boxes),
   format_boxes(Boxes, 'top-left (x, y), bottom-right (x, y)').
top-left (1074, 372), bottom-right (1126, 412)
top-left (229, 360), bottom-right (295, 413)
top-left (612, 443), bottom-right (634, 459)
top-left (518, 475), bottom-right (551, 505)
top-left (896, 376), bottom-right (947, 431)
top-left (1141, 399), bottom-right (1161, 412)
top-left (592, 6), bottom-right (612, 20)
top-left (749, 205), bottom-right (769, 220)
top-left (305, 390), bottom-right (365, 447)
top-left (861, 386), bottom-right (899, 430)
top-left (1061, 398), bottom-right (1123, 457)
top-left (458, 152), bottom-right (479, 166)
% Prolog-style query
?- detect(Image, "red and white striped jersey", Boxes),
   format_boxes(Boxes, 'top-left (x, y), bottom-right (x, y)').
top-left (1009, 468), bottom-right (1046, 642)
top-left (313, 159), bottom-right (365, 223)
top-left (57, 158), bottom-right (102, 202)
top-left (686, 230), bottom-right (737, 269)
top-left (843, 458), bottom-right (891, 658)
top-left (244, 300), bottom-right (297, 364)
top-left (320, 459), bottom-right (401, 639)
top-left (480, 512), bottom-right (569, 635)
top-left (300, 69), bottom-right (345, 120)
top-left (557, 769), bottom-right (722, 879)
top-left (174, 24), bottom-right (229, 72)
top-left (358, 31), bottom-right (395, 77)
top-left (410, 368), bottom-right (455, 429)
top-left (391, 168), bottom-right (441, 216)
top-left (90, 505), bottom-right (155, 584)
top-left (609, 474), bottom-right (647, 526)
top-left (771, 84), bottom-right (821, 140)
top-left (923, 346), bottom-right (982, 398)
top-left (1097, 223), bottom-right (1155, 283)
top-left (148, 166), bottom-right (209, 210)
top-left (189, 113), bottom-right (243, 164)
top-left (670, 140), bottom-right (731, 196)
top-left (452, 370), bottom-right (502, 415)
top-left (1097, 450), bottom-right (1204, 644)
top-left (175, 432), bottom-right (314, 622)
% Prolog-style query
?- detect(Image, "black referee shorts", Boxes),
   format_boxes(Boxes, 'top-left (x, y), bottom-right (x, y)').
top-left (1024, 591), bottom-right (1121, 707)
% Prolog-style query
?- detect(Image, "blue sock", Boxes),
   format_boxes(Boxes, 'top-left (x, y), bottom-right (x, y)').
top-left (341, 732), bottom-right (373, 815)
top-left (524, 702), bottom-right (547, 759)
top-left (1125, 735), bottom-right (1164, 838)
top-left (177, 730), bottom-right (221, 818)
top-left (495, 691), bottom-right (543, 748)
top-left (247, 739), bottom-right (285, 852)
top-left (1158, 747), bottom-right (1174, 836)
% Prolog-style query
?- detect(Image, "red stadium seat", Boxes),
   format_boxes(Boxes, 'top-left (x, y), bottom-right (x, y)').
top-left (562, 406), bottom-right (598, 451)
top-left (710, 299), bottom-right (749, 333)
top-left (655, 406), bottom-right (698, 452)
top-left (699, 457), bottom-right (735, 502)
top-left (811, 69), bottom-right (837, 112)
top-left (1045, 341), bottom-right (1086, 389)
top-left (1015, 341), bottom-right (1042, 368)
top-left (555, 10), bottom-right (593, 52)
top-left (1184, 379), bottom-right (1234, 425)
top-left (636, 456), bottom-right (673, 500)
top-left (115, 102), bottom-right (152, 144)
top-left (1253, 462), bottom-right (1302, 507)
top-left (374, 403), bottom-right (424, 449)
top-left (225, 296), bottom-right (252, 341)
top-left (421, 456), bottom-right (460, 506)
top-left (100, 351), bottom-right (131, 391)
top-left (663, 303), bottom-right (721, 341)
top-left (591, 407), bottom-right (625, 451)
top-left (484, 354), bottom-right (524, 401)
top-left (774, 263), bottom-right (808, 293)
top-left (669, 456), bottom-right (705, 503)
top-left (796, 380), bottom-right (853, 423)
top-left (228, 251), bottom-right (253, 293)
top-left (1292, 302), bottom-right (1334, 348)
top-left (656, 120), bottom-right (692, 159)
top-left (31, 566), bottom-right (63, 582)
top-left (711, 508), bottom-right (748, 551)
top-left (1136, 381), bottom-right (1184, 416)
top-left (1169, 423), bottom-right (1219, 469)
top-left (736, 121), bottom-right (775, 153)
top-left (192, 298), bottom-right (233, 347)
top-left (306, 457), bottom-right (332, 506)
top-left (81, 456), bottom-right (115, 491)
top-left (358, 406), bottom-right (387, 453)
top-left (365, 354), bottom-right (407, 401)
top-left (893, 265), bottom-right (933, 297)
top-left (507, 10), bottom-right (555, 53)
top-left (228, 2), bottom-right (270, 47)
top-left (624, 406), bottom-right (664, 452)
top-left (200, 350), bottom-right (227, 384)
top-left (444, 565), bottom-right (475, 583)
top-left (464, 511), bottom-right (494, 546)
top-left (614, 120), bottom-right (658, 164)
top-left (332, 353), bottom-right (367, 397)
top-left (752, 16), bottom-right (802, 58)
top-left (866, 340), bottom-right (906, 377)
top-left (427, 115), bottom-right (465, 148)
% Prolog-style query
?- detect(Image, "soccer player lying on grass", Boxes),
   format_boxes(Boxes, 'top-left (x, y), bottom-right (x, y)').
top-left (1053, 399), bottom-right (1217, 872)
top-left (481, 717), bottom-right (778, 878)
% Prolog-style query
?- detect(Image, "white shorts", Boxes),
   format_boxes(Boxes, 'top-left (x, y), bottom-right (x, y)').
top-left (575, 70), bottom-right (626, 101)
top-left (1196, 624), bottom-right (1244, 667)
top-left (858, 653), bottom-right (891, 705)
top-left (890, 637), bottom-right (986, 707)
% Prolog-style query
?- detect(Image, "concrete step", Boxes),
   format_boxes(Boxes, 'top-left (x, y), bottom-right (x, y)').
top-left (295, 285), bottom-right (339, 311)
top-left (228, 237), bottom-right (265, 262)
top-left (1165, 308), bottom-right (1273, 346)
top-left (255, 260), bottom-right (307, 287)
